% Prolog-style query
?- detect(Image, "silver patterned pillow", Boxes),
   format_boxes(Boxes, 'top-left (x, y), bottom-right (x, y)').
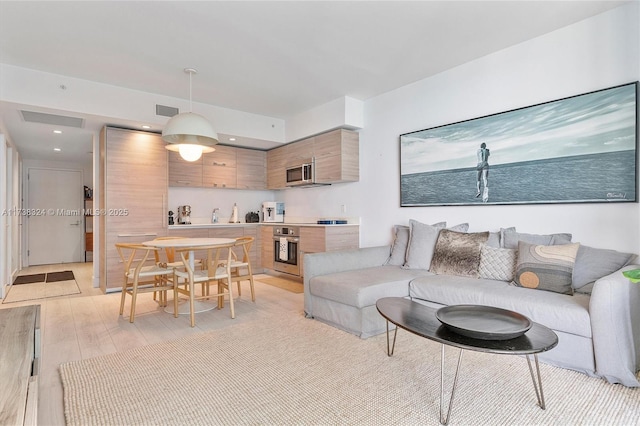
top-left (478, 245), bottom-right (517, 282)
top-left (430, 230), bottom-right (489, 278)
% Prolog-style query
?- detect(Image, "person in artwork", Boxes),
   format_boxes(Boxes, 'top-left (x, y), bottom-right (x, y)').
top-left (476, 142), bottom-right (490, 202)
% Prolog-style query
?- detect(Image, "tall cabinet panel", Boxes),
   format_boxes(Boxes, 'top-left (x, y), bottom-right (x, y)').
top-left (99, 127), bottom-right (168, 292)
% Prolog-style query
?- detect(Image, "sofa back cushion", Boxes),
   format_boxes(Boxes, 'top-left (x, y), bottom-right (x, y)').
top-left (386, 222), bottom-right (445, 266)
top-left (502, 228), bottom-right (572, 249)
top-left (514, 241), bottom-right (580, 294)
top-left (430, 230), bottom-right (489, 278)
top-left (572, 245), bottom-right (634, 290)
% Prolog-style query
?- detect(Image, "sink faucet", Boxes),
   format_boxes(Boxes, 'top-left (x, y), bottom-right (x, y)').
top-left (212, 208), bottom-right (219, 223)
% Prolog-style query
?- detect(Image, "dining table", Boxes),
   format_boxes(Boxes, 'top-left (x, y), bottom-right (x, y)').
top-left (142, 237), bottom-right (235, 315)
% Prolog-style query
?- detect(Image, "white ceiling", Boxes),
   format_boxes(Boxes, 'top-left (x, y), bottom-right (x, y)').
top-left (0, 0), bottom-right (629, 162)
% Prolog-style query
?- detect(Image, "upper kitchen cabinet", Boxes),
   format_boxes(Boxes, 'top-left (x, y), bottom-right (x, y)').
top-left (236, 147), bottom-right (267, 190)
top-left (313, 129), bottom-right (359, 184)
top-left (203, 145), bottom-right (237, 189)
top-left (168, 151), bottom-right (203, 187)
top-left (99, 127), bottom-right (168, 292)
top-left (267, 145), bottom-right (288, 189)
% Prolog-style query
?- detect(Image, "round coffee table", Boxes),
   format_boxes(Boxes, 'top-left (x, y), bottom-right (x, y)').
top-left (376, 297), bottom-right (558, 425)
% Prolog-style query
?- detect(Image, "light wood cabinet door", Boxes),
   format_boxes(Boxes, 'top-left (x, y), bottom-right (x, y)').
top-left (286, 137), bottom-right (314, 165)
top-left (236, 148), bottom-right (266, 190)
top-left (260, 226), bottom-right (274, 269)
top-left (299, 225), bottom-right (359, 276)
top-left (313, 129), bottom-right (359, 184)
top-left (100, 127), bottom-right (168, 291)
top-left (168, 151), bottom-right (203, 187)
top-left (203, 146), bottom-right (237, 188)
top-left (267, 146), bottom-right (287, 189)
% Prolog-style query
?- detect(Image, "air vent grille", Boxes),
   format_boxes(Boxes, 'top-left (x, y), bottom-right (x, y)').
top-left (20, 110), bottom-right (84, 128)
top-left (156, 104), bottom-right (179, 117)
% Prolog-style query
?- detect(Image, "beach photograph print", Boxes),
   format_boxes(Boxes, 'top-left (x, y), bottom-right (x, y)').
top-left (400, 82), bottom-right (638, 206)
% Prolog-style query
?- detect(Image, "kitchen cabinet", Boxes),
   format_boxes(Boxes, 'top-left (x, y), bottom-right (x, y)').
top-left (99, 127), bottom-right (168, 292)
top-left (313, 129), bottom-right (359, 184)
top-left (168, 151), bottom-right (203, 187)
top-left (203, 145), bottom-right (237, 188)
top-left (260, 226), bottom-right (274, 269)
top-left (265, 129), bottom-right (359, 189)
top-left (236, 148), bottom-right (266, 190)
top-left (267, 145), bottom-right (288, 190)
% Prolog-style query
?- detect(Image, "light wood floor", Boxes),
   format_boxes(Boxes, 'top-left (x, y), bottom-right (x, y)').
top-left (1, 263), bottom-right (304, 425)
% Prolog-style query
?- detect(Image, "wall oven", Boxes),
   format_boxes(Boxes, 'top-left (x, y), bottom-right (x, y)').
top-left (273, 226), bottom-right (300, 276)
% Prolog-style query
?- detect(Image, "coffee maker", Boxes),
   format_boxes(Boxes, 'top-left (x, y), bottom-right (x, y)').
top-left (177, 205), bottom-right (191, 224)
top-left (262, 202), bottom-right (284, 222)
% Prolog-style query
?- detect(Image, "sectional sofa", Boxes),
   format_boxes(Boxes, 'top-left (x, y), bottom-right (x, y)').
top-left (303, 220), bottom-right (640, 387)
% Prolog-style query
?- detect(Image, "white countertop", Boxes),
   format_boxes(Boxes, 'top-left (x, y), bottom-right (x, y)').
top-left (168, 222), bottom-right (359, 229)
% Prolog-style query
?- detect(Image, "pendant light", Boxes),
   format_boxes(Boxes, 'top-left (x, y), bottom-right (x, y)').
top-left (163, 68), bottom-right (217, 162)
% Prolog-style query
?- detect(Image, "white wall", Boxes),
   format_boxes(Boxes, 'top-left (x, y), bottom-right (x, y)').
top-left (288, 3), bottom-right (640, 253)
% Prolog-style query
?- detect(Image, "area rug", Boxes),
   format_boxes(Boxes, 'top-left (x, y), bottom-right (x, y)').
top-left (59, 315), bottom-right (639, 425)
top-left (46, 270), bottom-right (75, 282)
top-left (258, 276), bottom-right (304, 293)
top-left (3, 276), bottom-right (80, 304)
top-left (12, 273), bottom-right (46, 285)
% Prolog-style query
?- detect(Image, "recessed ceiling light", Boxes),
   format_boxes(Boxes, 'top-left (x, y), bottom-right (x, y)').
top-left (53, 148), bottom-right (61, 152)
top-left (142, 125), bottom-right (151, 129)
top-left (229, 137), bottom-right (236, 141)
top-left (53, 130), bottom-right (62, 134)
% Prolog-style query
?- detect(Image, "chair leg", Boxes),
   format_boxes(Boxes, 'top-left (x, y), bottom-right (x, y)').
top-left (227, 279), bottom-right (235, 319)
top-left (119, 278), bottom-right (128, 316)
top-left (129, 279), bottom-right (138, 323)
top-left (189, 281), bottom-right (196, 327)
top-left (249, 275), bottom-right (255, 302)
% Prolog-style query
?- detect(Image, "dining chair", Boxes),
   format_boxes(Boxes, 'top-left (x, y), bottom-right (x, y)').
top-left (228, 236), bottom-right (256, 302)
top-left (115, 243), bottom-right (175, 323)
top-left (173, 242), bottom-right (235, 327)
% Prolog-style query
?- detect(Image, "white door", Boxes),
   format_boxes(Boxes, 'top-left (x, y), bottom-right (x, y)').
top-left (27, 168), bottom-right (84, 265)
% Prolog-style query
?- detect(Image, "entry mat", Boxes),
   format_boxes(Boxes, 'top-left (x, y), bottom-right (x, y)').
top-left (4, 270), bottom-right (80, 304)
top-left (12, 270), bottom-right (75, 285)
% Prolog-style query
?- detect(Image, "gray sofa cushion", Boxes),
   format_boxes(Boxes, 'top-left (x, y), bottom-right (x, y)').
top-left (409, 274), bottom-right (591, 337)
top-left (502, 228), bottom-right (572, 249)
top-left (572, 245), bottom-right (634, 290)
top-left (404, 220), bottom-right (468, 270)
top-left (386, 222), bottom-right (446, 266)
top-left (309, 265), bottom-right (433, 308)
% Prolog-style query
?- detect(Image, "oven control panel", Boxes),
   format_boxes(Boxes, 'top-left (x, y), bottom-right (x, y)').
top-left (274, 226), bottom-right (299, 237)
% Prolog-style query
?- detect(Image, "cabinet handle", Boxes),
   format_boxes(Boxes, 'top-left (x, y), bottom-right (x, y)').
top-left (176, 180), bottom-right (192, 185)
top-left (213, 161), bottom-right (227, 166)
top-left (117, 233), bottom-right (158, 237)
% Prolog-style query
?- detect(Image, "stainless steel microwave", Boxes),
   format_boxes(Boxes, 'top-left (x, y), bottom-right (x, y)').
top-left (286, 160), bottom-right (314, 186)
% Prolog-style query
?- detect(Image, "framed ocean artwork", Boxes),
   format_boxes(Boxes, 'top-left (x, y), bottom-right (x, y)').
top-left (400, 82), bottom-right (638, 206)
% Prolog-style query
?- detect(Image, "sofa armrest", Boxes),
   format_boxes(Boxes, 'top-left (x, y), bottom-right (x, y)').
top-left (303, 245), bottom-right (391, 317)
top-left (590, 264), bottom-right (640, 387)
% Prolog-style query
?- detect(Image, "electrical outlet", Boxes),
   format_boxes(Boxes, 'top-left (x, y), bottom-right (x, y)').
top-left (341, 204), bottom-right (347, 213)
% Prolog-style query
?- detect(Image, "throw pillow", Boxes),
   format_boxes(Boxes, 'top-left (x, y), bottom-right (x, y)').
top-left (502, 229), bottom-right (572, 250)
top-left (572, 245), bottom-right (634, 289)
top-left (386, 222), bottom-right (446, 266)
top-left (478, 245), bottom-right (517, 282)
top-left (513, 241), bottom-right (580, 295)
top-left (430, 230), bottom-right (489, 278)
top-left (403, 220), bottom-right (446, 270)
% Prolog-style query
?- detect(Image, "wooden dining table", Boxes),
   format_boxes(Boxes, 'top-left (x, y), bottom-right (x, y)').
top-left (142, 237), bottom-right (235, 315)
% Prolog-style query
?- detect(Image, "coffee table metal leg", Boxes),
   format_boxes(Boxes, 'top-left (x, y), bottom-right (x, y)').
top-left (385, 320), bottom-right (398, 356)
top-left (440, 345), bottom-right (464, 425)
top-left (526, 354), bottom-right (547, 409)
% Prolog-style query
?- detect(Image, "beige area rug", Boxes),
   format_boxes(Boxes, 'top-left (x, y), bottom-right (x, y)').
top-left (60, 315), bottom-right (639, 426)
top-left (3, 279), bottom-right (80, 304)
top-left (258, 275), bottom-right (304, 293)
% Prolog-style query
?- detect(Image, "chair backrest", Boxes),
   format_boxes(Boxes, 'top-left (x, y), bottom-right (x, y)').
top-left (175, 242), bottom-right (236, 279)
top-left (152, 236), bottom-right (185, 263)
top-left (234, 236), bottom-right (254, 263)
top-left (115, 243), bottom-right (159, 275)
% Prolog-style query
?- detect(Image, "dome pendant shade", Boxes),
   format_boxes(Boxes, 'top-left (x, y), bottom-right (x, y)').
top-left (162, 68), bottom-right (218, 162)
top-left (162, 112), bottom-right (219, 145)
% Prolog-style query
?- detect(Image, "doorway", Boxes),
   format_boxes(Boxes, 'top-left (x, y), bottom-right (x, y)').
top-left (26, 168), bottom-right (84, 265)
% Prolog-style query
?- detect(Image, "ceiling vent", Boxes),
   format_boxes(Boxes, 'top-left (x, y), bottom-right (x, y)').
top-left (156, 104), bottom-right (179, 117)
top-left (20, 110), bottom-right (84, 128)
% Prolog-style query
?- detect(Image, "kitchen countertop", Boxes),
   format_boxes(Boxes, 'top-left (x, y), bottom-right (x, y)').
top-left (168, 222), bottom-right (359, 229)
